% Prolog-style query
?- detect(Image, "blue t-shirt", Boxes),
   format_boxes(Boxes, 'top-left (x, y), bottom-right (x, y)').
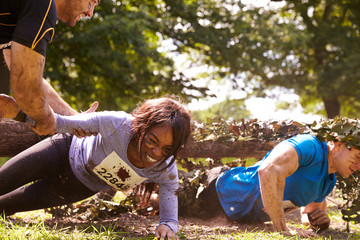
top-left (216, 134), bottom-right (336, 221)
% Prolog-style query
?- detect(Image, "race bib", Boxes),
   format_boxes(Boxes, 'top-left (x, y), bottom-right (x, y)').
top-left (93, 151), bottom-right (148, 191)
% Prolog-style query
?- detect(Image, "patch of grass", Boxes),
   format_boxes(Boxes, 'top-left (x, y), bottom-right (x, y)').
top-left (0, 217), bottom-right (155, 240)
top-left (1, 196), bottom-right (359, 240)
top-left (0, 213), bottom-right (358, 240)
top-left (0, 157), bottom-right (10, 166)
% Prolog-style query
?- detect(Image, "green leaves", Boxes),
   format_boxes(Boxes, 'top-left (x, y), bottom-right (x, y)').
top-left (337, 172), bottom-right (360, 226)
top-left (176, 169), bottom-right (208, 217)
top-left (309, 117), bottom-right (360, 225)
top-left (309, 117), bottom-right (360, 150)
top-left (45, 0), bottom-right (207, 112)
top-left (192, 118), bottom-right (306, 143)
top-left (191, 98), bottom-right (251, 123)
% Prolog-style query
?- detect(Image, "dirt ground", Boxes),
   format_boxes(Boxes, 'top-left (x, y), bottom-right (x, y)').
top-left (10, 206), bottom-right (356, 240)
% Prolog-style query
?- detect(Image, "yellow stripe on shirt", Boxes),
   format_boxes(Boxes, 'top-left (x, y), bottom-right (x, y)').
top-left (0, 13), bottom-right (15, 26)
top-left (0, 23), bottom-right (16, 26)
top-left (31, 0), bottom-right (54, 49)
top-left (32, 27), bottom-right (55, 47)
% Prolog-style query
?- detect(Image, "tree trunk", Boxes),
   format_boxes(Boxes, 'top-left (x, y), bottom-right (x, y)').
top-left (322, 96), bottom-right (340, 119)
top-left (0, 119), bottom-right (41, 157)
top-left (0, 120), bottom-right (278, 159)
top-left (177, 138), bottom-right (278, 160)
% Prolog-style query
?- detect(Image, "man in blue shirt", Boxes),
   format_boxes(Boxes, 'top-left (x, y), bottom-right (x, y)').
top-left (199, 133), bottom-right (360, 236)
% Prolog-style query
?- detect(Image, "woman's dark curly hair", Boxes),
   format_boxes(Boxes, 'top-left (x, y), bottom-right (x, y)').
top-left (131, 97), bottom-right (191, 169)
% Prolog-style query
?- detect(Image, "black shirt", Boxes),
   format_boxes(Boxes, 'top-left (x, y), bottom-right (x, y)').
top-left (0, 0), bottom-right (57, 56)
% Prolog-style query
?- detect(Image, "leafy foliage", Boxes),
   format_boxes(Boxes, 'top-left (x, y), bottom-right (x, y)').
top-left (311, 118), bottom-right (360, 225)
top-left (192, 117), bottom-right (305, 143)
top-left (176, 170), bottom-right (207, 217)
top-left (47, 195), bottom-right (137, 220)
top-left (45, 0), bottom-right (209, 112)
top-left (43, 0), bottom-right (360, 118)
top-left (337, 173), bottom-right (360, 226)
top-left (263, 0), bottom-right (360, 118)
top-left (158, 0), bottom-right (360, 118)
top-left (310, 117), bottom-right (360, 150)
top-left (191, 97), bottom-right (251, 123)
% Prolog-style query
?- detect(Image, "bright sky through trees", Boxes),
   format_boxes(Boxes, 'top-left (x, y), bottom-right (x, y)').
top-left (182, 0), bottom-right (322, 123)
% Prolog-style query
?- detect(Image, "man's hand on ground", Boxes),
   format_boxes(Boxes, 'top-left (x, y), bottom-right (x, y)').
top-left (307, 208), bottom-right (330, 232)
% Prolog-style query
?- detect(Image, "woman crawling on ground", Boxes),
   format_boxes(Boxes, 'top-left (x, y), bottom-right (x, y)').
top-left (0, 96), bottom-right (191, 240)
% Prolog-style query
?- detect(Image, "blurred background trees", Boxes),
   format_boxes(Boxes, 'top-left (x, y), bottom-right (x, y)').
top-left (2, 0), bottom-right (360, 118)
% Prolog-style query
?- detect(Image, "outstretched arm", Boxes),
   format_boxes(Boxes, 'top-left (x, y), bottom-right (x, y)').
top-left (258, 143), bottom-right (299, 233)
top-left (3, 46), bottom-right (98, 136)
top-left (43, 80), bottom-right (100, 136)
top-left (6, 42), bottom-right (56, 135)
top-left (4, 46), bottom-right (78, 117)
top-left (155, 164), bottom-right (179, 239)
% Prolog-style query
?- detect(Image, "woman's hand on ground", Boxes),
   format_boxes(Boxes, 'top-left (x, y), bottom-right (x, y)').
top-left (155, 224), bottom-right (178, 240)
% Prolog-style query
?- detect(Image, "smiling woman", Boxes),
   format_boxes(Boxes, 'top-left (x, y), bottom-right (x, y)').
top-left (130, 98), bottom-right (190, 170)
top-left (131, 124), bottom-right (174, 168)
top-left (0, 96), bottom-right (191, 240)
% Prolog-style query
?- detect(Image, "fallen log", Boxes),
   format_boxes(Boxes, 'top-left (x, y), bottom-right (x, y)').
top-left (0, 119), bottom-right (41, 157)
top-left (0, 120), bottom-right (279, 159)
top-left (177, 138), bottom-right (279, 160)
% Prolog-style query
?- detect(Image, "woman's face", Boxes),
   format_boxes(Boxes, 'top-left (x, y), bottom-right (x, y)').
top-left (140, 125), bottom-right (174, 168)
top-left (332, 144), bottom-right (360, 177)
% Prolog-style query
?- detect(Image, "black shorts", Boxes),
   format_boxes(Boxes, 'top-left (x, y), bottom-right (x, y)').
top-left (198, 166), bottom-right (230, 218)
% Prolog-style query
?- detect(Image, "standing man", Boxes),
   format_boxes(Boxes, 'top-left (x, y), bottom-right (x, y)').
top-left (0, 0), bottom-right (100, 135)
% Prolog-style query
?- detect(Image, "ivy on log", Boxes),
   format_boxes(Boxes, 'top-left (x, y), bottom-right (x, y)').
top-left (0, 117), bottom-right (359, 225)
top-left (183, 117), bottom-right (360, 226)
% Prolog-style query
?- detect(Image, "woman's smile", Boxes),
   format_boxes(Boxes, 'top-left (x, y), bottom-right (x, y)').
top-left (137, 124), bottom-right (174, 168)
top-left (146, 154), bottom-right (159, 163)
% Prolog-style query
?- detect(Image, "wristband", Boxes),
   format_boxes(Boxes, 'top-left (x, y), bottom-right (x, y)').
top-left (13, 110), bottom-right (36, 126)
top-left (13, 110), bottom-right (27, 122)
